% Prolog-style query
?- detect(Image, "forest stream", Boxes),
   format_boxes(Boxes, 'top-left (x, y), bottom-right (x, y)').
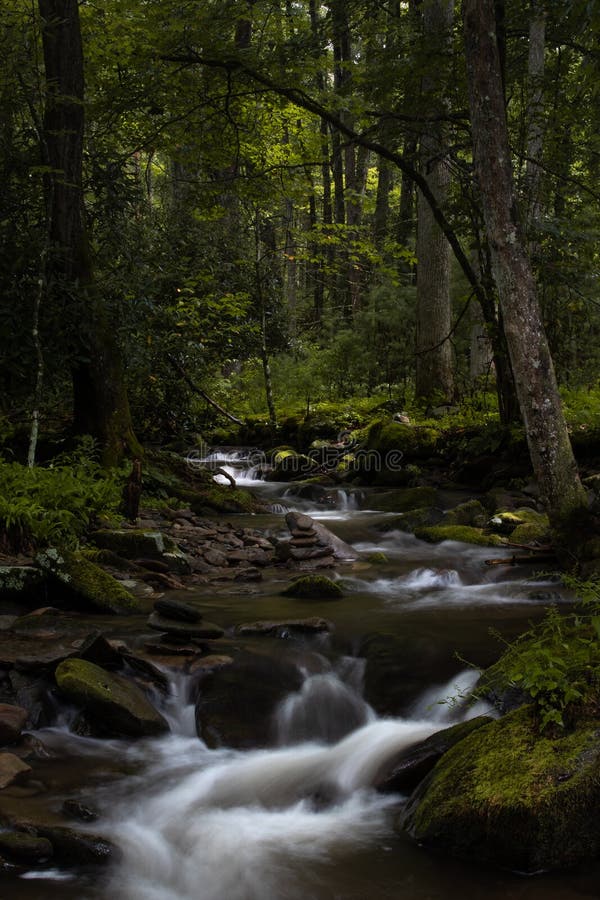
top-left (3, 456), bottom-right (600, 900)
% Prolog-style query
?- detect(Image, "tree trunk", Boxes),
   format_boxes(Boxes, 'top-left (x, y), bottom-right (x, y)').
top-left (415, 0), bottom-right (454, 404)
top-left (463, 0), bottom-right (586, 526)
top-left (38, 0), bottom-right (140, 466)
top-left (524, 0), bottom-right (547, 238)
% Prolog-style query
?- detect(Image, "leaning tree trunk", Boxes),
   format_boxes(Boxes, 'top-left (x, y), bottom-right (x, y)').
top-left (39, 0), bottom-right (140, 466)
top-left (463, 0), bottom-right (586, 527)
top-left (415, 0), bottom-right (454, 405)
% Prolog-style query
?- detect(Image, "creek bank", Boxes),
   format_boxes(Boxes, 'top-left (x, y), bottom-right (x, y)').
top-left (399, 705), bottom-right (600, 872)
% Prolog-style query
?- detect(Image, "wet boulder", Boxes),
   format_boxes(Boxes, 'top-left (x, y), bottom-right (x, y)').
top-left (194, 652), bottom-right (303, 749)
top-left (283, 575), bottom-right (343, 600)
top-left (370, 487), bottom-right (438, 513)
top-left (400, 705), bottom-right (600, 872)
top-left (0, 752), bottom-right (31, 789)
top-left (440, 500), bottom-right (487, 528)
top-left (147, 612), bottom-right (224, 640)
top-left (413, 525), bottom-right (506, 547)
top-left (284, 512), bottom-right (357, 560)
top-left (90, 529), bottom-right (191, 575)
top-left (29, 824), bottom-right (116, 866)
top-left (235, 617), bottom-right (332, 636)
top-left (36, 548), bottom-right (139, 614)
top-left (0, 830), bottom-right (53, 864)
top-left (0, 704), bottom-right (28, 745)
top-left (376, 716), bottom-right (492, 794)
top-left (55, 658), bottom-right (168, 738)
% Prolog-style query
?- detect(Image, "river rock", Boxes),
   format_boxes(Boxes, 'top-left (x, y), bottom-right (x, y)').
top-left (400, 705), bottom-right (600, 872)
top-left (188, 654), bottom-right (234, 675)
top-left (236, 618), bottom-right (332, 636)
top-left (204, 549), bottom-right (228, 567)
top-left (0, 704), bottom-right (28, 745)
top-left (153, 597), bottom-right (202, 623)
top-left (62, 798), bottom-right (99, 822)
top-left (147, 613), bottom-right (224, 640)
top-left (195, 652), bottom-right (303, 748)
top-left (283, 575), bottom-right (343, 600)
top-left (376, 716), bottom-right (493, 794)
top-left (227, 548), bottom-right (271, 566)
top-left (55, 658), bottom-right (168, 737)
top-left (285, 512), bottom-right (357, 560)
top-left (0, 830), bottom-right (53, 863)
top-left (0, 752), bottom-right (32, 789)
top-left (8, 671), bottom-right (53, 728)
top-left (31, 824), bottom-right (116, 866)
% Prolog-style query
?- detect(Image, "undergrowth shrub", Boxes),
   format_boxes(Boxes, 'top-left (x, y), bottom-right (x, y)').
top-left (0, 438), bottom-right (123, 552)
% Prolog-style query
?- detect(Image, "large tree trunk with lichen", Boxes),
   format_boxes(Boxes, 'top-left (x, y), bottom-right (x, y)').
top-left (39, 0), bottom-right (140, 466)
top-left (415, 0), bottom-right (454, 404)
top-left (463, 0), bottom-right (586, 527)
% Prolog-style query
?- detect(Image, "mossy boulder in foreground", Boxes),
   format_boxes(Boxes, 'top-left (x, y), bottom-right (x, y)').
top-left (55, 658), bottom-right (168, 737)
top-left (400, 705), bottom-right (600, 872)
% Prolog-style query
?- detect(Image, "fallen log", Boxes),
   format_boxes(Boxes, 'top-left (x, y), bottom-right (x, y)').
top-left (485, 552), bottom-right (557, 567)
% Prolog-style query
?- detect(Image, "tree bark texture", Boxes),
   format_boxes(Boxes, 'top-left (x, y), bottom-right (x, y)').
top-left (39, 0), bottom-right (141, 466)
top-left (415, 0), bottom-right (454, 404)
top-left (463, 0), bottom-right (586, 525)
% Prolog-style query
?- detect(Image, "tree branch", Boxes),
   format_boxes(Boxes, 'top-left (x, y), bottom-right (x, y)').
top-left (160, 50), bottom-right (486, 306)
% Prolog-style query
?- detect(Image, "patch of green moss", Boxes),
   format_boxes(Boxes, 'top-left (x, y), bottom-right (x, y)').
top-left (442, 499), bottom-right (487, 527)
top-left (366, 552), bottom-right (388, 564)
top-left (379, 507), bottom-right (443, 534)
top-left (403, 705), bottom-right (600, 871)
top-left (373, 487), bottom-right (438, 513)
top-left (55, 658), bottom-right (168, 737)
top-left (508, 508), bottom-right (550, 544)
top-left (283, 575), bottom-right (343, 599)
top-left (37, 548), bottom-right (139, 614)
top-left (414, 525), bottom-right (506, 547)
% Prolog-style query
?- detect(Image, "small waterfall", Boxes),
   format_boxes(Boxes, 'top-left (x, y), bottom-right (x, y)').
top-left (158, 671), bottom-right (197, 737)
top-left (107, 718), bottom-right (437, 900)
top-left (276, 659), bottom-right (374, 746)
top-left (407, 668), bottom-right (492, 723)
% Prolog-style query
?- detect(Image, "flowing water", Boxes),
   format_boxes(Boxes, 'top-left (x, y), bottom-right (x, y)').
top-left (4, 453), bottom-right (598, 899)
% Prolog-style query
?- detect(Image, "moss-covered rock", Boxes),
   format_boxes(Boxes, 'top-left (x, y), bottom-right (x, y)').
top-left (372, 487), bottom-right (438, 513)
top-left (36, 548), bottom-right (139, 614)
top-left (265, 449), bottom-right (319, 482)
top-left (400, 705), bottom-right (600, 872)
top-left (441, 499), bottom-right (487, 528)
top-left (91, 528), bottom-right (171, 558)
top-left (366, 552), bottom-right (388, 565)
top-left (0, 831), bottom-right (53, 863)
top-left (55, 658), bottom-right (168, 737)
top-left (378, 506), bottom-right (444, 534)
top-left (414, 525), bottom-right (507, 547)
top-left (509, 508), bottom-right (550, 544)
top-left (283, 575), bottom-right (343, 600)
top-left (377, 716), bottom-right (493, 794)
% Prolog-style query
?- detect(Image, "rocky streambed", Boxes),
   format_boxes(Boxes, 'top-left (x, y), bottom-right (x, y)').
top-left (0, 473), bottom-right (599, 899)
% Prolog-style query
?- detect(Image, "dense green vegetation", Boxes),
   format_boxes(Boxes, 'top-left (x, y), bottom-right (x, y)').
top-left (1, 1), bottom-right (599, 455)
